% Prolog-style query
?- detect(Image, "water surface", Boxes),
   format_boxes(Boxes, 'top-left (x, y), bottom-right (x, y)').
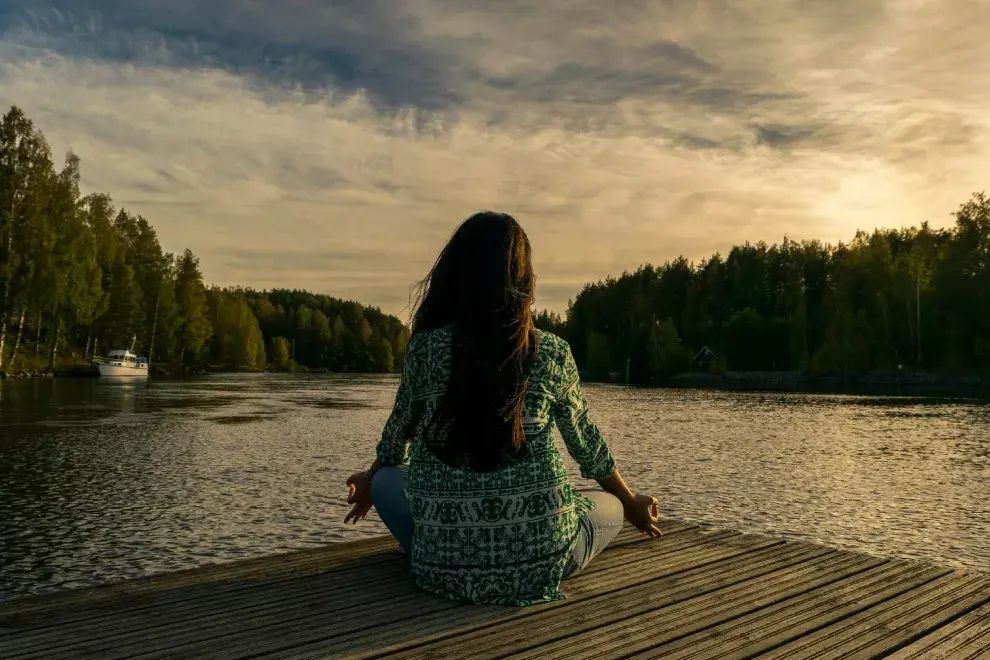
top-left (1, 374), bottom-right (987, 598)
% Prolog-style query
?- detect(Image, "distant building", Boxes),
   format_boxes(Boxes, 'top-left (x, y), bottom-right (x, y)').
top-left (692, 346), bottom-right (718, 371)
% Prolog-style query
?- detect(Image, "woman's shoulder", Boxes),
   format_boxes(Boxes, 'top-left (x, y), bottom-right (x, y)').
top-left (407, 326), bottom-right (567, 364)
top-left (534, 329), bottom-right (571, 364)
top-left (408, 326), bottom-right (453, 347)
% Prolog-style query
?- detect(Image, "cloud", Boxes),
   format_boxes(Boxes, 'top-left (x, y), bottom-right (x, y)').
top-left (0, 0), bottom-right (988, 317)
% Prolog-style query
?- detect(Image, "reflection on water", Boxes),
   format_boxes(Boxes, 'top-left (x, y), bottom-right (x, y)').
top-left (1, 375), bottom-right (988, 598)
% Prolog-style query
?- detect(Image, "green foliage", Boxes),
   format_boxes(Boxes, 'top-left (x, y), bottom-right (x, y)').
top-left (174, 249), bottom-right (212, 368)
top-left (722, 308), bottom-right (790, 370)
top-left (269, 337), bottom-right (292, 371)
top-left (370, 336), bottom-right (395, 373)
top-left (0, 105), bottom-right (408, 375)
top-left (206, 289), bottom-right (267, 371)
top-left (545, 192), bottom-right (990, 381)
top-left (244, 290), bottom-right (408, 373)
top-left (649, 318), bottom-right (692, 379)
top-left (2, 104), bottom-right (987, 380)
top-left (585, 331), bottom-right (613, 380)
top-left (533, 309), bottom-right (566, 336)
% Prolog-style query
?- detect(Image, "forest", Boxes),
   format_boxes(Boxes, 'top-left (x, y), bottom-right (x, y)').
top-left (3, 104), bottom-right (988, 382)
top-left (0, 106), bottom-right (409, 375)
top-left (534, 191), bottom-right (990, 384)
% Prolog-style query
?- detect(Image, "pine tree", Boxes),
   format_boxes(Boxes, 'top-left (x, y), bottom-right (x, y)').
top-left (174, 249), bottom-right (212, 369)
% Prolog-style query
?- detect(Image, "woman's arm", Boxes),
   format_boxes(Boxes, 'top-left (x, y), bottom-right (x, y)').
top-left (597, 470), bottom-right (635, 505)
top-left (374, 336), bottom-right (421, 468)
top-left (551, 341), bottom-right (661, 538)
top-left (550, 342), bottom-right (617, 482)
top-left (599, 470), bottom-right (661, 537)
top-left (345, 336), bottom-right (421, 524)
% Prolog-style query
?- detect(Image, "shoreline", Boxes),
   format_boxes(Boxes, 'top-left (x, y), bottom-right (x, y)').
top-left (0, 365), bottom-right (380, 380)
top-left (5, 365), bottom-right (990, 398)
top-left (577, 369), bottom-right (990, 398)
top-left (662, 370), bottom-right (990, 398)
top-left (5, 365), bottom-right (990, 393)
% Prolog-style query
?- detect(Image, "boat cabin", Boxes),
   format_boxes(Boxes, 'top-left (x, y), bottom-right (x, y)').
top-left (105, 350), bottom-right (149, 368)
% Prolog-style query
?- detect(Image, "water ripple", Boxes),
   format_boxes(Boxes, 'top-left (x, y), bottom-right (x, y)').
top-left (1, 374), bottom-right (987, 598)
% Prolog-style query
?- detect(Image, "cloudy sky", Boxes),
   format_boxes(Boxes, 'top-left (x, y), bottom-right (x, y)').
top-left (1, 1), bottom-right (988, 316)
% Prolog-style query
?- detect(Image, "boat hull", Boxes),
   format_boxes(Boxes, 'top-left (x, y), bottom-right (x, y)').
top-left (96, 363), bottom-right (149, 378)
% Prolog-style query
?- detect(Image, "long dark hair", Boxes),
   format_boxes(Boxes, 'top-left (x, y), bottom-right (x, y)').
top-left (410, 211), bottom-right (537, 472)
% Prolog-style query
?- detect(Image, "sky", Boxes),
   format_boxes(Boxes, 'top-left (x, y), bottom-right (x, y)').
top-left (1, 1), bottom-right (988, 317)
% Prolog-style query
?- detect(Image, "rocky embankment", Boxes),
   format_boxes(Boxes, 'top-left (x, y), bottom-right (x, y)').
top-left (0, 365), bottom-right (96, 379)
top-left (0, 369), bottom-right (56, 380)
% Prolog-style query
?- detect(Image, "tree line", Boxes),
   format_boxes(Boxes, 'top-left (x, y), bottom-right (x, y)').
top-left (535, 191), bottom-right (990, 383)
top-left (0, 106), bottom-right (408, 375)
top-left (6, 104), bottom-right (987, 382)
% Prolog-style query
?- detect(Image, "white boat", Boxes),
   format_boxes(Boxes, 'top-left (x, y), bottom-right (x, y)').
top-left (94, 349), bottom-right (149, 378)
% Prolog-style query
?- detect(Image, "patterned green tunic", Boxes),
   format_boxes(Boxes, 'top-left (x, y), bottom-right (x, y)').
top-left (376, 327), bottom-right (617, 606)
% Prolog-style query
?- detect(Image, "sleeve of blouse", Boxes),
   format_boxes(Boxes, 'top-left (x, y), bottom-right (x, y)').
top-left (551, 341), bottom-right (617, 481)
top-left (375, 335), bottom-right (421, 466)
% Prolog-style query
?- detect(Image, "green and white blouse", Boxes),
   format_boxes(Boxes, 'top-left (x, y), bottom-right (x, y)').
top-left (375, 327), bottom-right (617, 606)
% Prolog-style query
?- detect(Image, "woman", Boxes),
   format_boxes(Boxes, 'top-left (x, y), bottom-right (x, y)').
top-left (344, 211), bottom-right (661, 606)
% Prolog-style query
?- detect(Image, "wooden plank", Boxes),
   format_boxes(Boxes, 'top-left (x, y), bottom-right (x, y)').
top-left (609, 520), bottom-right (700, 548)
top-left (378, 543), bottom-right (837, 660)
top-left (759, 571), bottom-right (990, 659)
top-left (501, 551), bottom-right (881, 660)
top-left (0, 520), bottom-right (696, 636)
top-left (267, 537), bottom-right (790, 660)
top-left (2, 522), bottom-right (700, 647)
top-left (629, 561), bottom-right (951, 659)
top-left (610, 520), bottom-right (699, 547)
top-left (6, 516), bottom-right (981, 660)
top-left (8, 588), bottom-right (439, 660)
top-left (840, 577), bottom-right (990, 660)
top-left (561, 529), bottom-right (742, 574)
top-left (3, 523), bottom-right (730, 659)
top-left (3, 567), bottom-right (419, 657)
top-left (887, 600), bottom-right (990, 659)
top-left (1, 555), bottom-right (412, 648)
top-left (135, 536), bottom-right (791, 660)
top-left (3, 553), bottom-right (415, 642)
top-left (143, 536), bottom-right (788, 660)
top-left (0, 536), bottom-right (395, 624)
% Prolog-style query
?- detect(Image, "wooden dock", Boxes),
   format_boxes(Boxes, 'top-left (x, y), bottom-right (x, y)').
top-left (2, 520), bottom-right (989, 659)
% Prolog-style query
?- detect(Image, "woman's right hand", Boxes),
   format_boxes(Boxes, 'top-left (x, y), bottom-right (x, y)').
top-left (344, 471), bottom-right (373, 524)
top-left (623, 493), bottom-right (662, 538)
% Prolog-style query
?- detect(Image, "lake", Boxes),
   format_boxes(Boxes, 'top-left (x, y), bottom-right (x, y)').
top-left (1, 374), bottom-right (988, 599)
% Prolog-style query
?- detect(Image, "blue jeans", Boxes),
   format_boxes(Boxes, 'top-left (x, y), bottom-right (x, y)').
top-left (370, 466), bottom-right (624, 578)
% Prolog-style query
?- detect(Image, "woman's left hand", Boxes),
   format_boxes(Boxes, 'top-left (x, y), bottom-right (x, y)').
top-left (344, 471), bottom-right (373, 524)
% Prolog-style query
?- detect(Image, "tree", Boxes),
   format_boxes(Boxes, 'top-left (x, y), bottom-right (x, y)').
top-left (370, 335), bottom-right (394, 373)
top-left (174, 249), bottom-right (212, 369)
top-left (0, 106), bottom-right (55, 370)
top-left (648, 318), bottom-right (691, 380)
top-left (6, 106), bottom-right (990, 379)
top-left (38, 153), bottom-right (103, 369)
top-left (80, 193), bottom-right (116, 357)
top-left (585, 331), bottom-right (613, 380)
top-left (101, 253), bottom-right (142, 350)
top-left (722, 308), bottom-right (766, 371)
top-left (0, 106), bottom-right (412, 375)
top-left (147, 256), bottom-right (179, 366)
top-left (932, 192), bottom-right (990, 369)
top-left (207, 289), bottom-right (266, 371)
top-left (270, 336), bottom-right (292, 371)
top-left (534, 309), bottom-right (566, 336)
